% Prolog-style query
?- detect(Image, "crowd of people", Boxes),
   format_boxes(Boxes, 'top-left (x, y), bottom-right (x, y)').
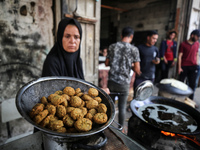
top-left (41, 16), bottom-right (200, 134)
top-left (103, 27), bottom-right (200, 133)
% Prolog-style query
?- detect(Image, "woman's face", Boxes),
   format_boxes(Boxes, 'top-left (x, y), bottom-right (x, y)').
top-left (169, 33), bottom-right (176, 40)
top-left (62, 24), bottom-right (80, 53)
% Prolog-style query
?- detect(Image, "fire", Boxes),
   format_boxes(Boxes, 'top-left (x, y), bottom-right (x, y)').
top-left (161, 131), bottom-right (175, 137)
top-left (161, 131), bottom-right (200, 146)
top-left (177, 134), bottom-right (200, 146)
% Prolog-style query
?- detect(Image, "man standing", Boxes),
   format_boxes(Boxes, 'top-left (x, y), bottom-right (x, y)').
top-left (134, 30), bottom-right (160, 89)
top-left (178, 29), bottom-right (200, 100)
top-left (105, 27), bottom-right (141, 132)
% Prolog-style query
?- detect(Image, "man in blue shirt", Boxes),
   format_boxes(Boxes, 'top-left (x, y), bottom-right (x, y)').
top-left (134, 30), bottom-right (160, 90)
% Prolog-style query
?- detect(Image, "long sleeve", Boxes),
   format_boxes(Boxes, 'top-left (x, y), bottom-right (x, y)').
top-left (173, 41), bottom-right (177, 59)
top-left (159, 40), bottom-right (167, 59)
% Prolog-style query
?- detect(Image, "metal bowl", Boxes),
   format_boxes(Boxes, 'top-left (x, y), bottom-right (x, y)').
top-left (16, 77), bottom-right (115, 139)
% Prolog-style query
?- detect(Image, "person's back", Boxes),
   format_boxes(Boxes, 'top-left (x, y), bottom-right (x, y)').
top-left (105, 26), bottom-right (140, 133)
top-left (108, 41), bottom-right (140, 84)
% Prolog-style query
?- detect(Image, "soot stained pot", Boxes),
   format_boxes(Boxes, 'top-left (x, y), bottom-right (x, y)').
top-left (16, 76), bottom-right (115, 141)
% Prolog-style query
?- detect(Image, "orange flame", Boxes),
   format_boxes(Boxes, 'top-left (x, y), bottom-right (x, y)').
top-left (161, 131), bottom-right (175, 137)
top-left (161, 131), bottom-right (200, 146)
top-left (177, 134), bottom-right (200, 147)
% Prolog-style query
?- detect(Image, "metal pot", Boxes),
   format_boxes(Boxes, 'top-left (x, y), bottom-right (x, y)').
top-left (15, 77), bottom-right (115, 141)
top-left (134, 80), bottom-right (154, 101)
top-left (42, 131), bottom-right (107, 150)
top-left (157, 83), bottom-right (193, 96)
top-left (130, 96), bottom-right (200, 135)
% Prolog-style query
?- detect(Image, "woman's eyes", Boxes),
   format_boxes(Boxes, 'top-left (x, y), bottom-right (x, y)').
top-left (65, 35), bottom-right (80, 39)
top-left (74, 35), bottom-right (80, 39)
top-left (65, 35), bottom-right (71, 38)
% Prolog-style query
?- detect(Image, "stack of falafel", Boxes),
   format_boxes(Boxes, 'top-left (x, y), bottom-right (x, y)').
top-left (29, 87), bottom-right (108, 133)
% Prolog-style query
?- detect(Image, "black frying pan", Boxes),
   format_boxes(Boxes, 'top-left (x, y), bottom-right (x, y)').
top-left (130, 96), bottom-right (200, 135)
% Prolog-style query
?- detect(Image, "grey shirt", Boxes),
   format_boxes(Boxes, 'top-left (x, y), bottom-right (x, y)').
top-left (107, 41), bottom-right (140, 84)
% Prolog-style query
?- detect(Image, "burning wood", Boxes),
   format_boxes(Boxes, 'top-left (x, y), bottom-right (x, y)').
top-left (161, 130), bottom-right (200, 146)
top-left (161, 131), bottom-right (175, 137)
top-left (177, 134), bottom-right (200, 147)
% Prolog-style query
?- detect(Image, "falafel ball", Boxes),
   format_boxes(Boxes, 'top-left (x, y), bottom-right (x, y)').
top-left (30, 103), bottom-right (45, 119)
top-left (63, 87), bottom-right (75, 96)
top-left (34, 109), bottom-right (49, 124)
top-left (49, 94), bottom-right (64, 106)
top-left (60, 96), bottom-right (68, 107)
top-left (49, 120), bottom-right (64, 131)
top-left (85, 113), bottom-right (93, 121)
top-left (56, 126), bottom-right (67, 133)
top-left (93, 113), bottom-right (108, 124)
top-left (66, 107), bottom-right (75, 114)
top-left (88, 108), bottom-right (97, 116)
top-left (74, 118), bottom-right (93, 132)
top-left (40, 114), bottom-right (54, 127)
top-left (75, 88), bottom-right (81, 95)
top-left (61, 94), bottom-right (70, 101)
top-left (86, 100), bottom-right (98, 109)
top-left (47, 93), bottom-right (57, 102)
top-left (70, 96), bottom-right (82, 107)
top-left (54, 90), bottom-right (63, 95)
top-left (80, 107), bottom-right (87, 116)
top-left (82, 94), bottom-right (94, 101)
top-left (70, 108), bottom-right (84, 120)
top-left (63, 114), bottom-right (75, 127)
top-left (40, 96), bottom-right (48, 105)
top-left (76, 92), bottom-right (84, 97)
top-left (94, 97), bottom-right (102, 103)
top-left (97, 103), bottom-right (107, 113)
top-left (79, 100), bottom-right (85, 108)
top-left (56, 105), bottom-right (66, 118)
top-left (88, 88), bottom-right (98, 97)
top-left (45, 104), bottom-right (56, 115)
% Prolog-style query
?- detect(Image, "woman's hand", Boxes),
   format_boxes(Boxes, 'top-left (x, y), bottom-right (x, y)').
top-left (164, 57), bottom-right (168, 64)
top-left (101, 88), bottom-right (110, 94)
top-left (171, 61), bottom-right (175, 67)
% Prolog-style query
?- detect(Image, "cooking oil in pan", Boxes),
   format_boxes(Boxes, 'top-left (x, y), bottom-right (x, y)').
top-left (138, 104), bottom-right (198, 133)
